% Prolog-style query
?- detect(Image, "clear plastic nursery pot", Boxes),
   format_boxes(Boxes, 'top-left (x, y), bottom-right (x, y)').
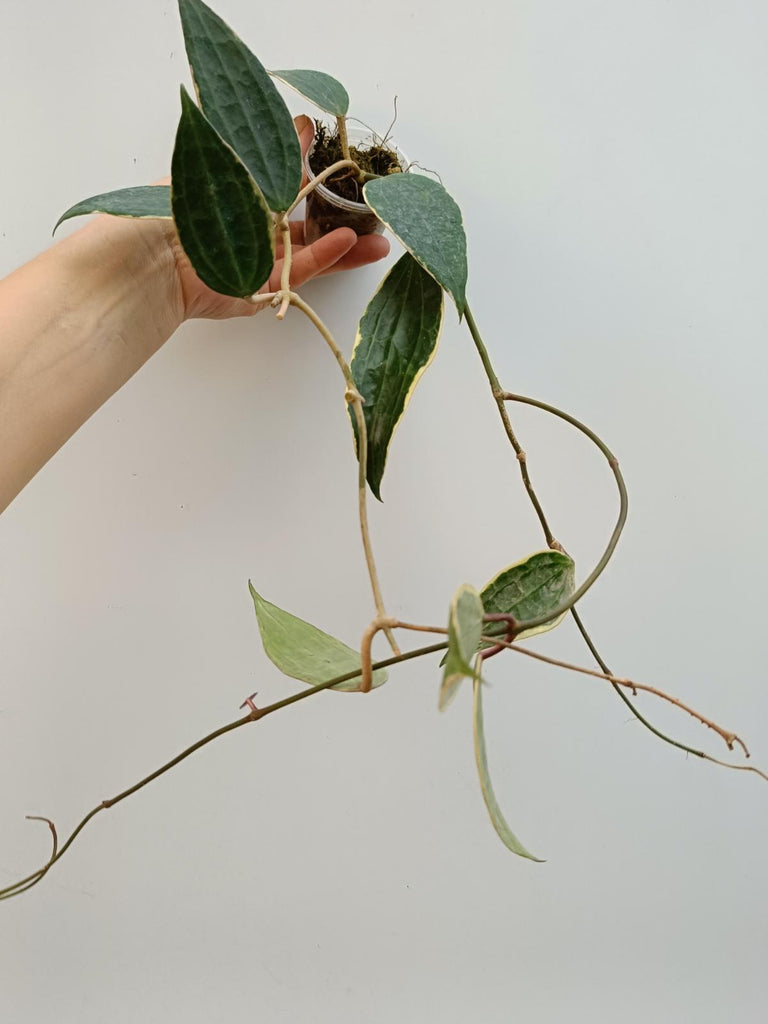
top-left (303, 127), bottom-right (407, 244)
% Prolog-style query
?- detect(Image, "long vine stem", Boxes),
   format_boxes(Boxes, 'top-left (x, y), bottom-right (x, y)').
top-left (287, 291), bottom-right (400, 657)
top-left (257, 172), bottom-right (400, 658)
top-left (462, 301), bottom-right (730, 765)
top-left (499, 392), bottom-right (628, 634)
top-left (480, 635), bottom-right (759, 763)
top-left (0, 640), bottom-right (448, 902)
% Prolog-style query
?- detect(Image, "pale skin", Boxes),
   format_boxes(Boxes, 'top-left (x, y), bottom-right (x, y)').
top-left (0, 115), bottom-right (389, 513)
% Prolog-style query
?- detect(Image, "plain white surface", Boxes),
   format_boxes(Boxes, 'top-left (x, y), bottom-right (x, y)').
top-left (1, 1), bottom-right (767, 1021)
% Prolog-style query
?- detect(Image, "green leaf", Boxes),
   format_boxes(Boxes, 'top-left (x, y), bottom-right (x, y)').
top-left (53, 186), bottom-right (171, 234)
top-left (473, 664), bottom-right (544, 861)
top-left (439, 584), bottom-right (484, 711)
top-left (178, 0), bottom-right (301, 212)
top-left (171, 86), bottom-right (274, 298)
top-left (350, 252), bottom-right (444, 500)
top-left (249, 584), bottom-right (388, 692)
top-left (363, 174), bottom-right (468, 316)
top-left (270, 69), bottom-right (349, 117)
top-left (481, 550), bottom-right (576, 645)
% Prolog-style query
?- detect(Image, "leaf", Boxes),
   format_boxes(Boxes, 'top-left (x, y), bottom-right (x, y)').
top-left (350, 252), bottom-right (444, 500)
top-left (171, 86), bottom-right (274, 298)
top-left (439, 550), bottom-right (575, 668)
top-left (363, 174), bottom-right (468, 316)
top-left (53, 186), bottom-right (171, 234)
top-left (473, 663), bottom-right (544, 861)
top-left (481, 550), bottom-right (576, 645)
top-left (439, 584), bottom-right (484, 711)
top-left (249, 584), bottom-right (388, 692)
top-left (178, 0), bottom-right (301, 212)
top-left (270, 69), bottom-right (349, 117)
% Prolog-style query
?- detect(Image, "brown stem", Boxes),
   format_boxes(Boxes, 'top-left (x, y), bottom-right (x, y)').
top-left (462, 300), bottom-right (721, 764)
top-left (481, 635), bottom-right (755, 760)
top-left (0, 640), bottom-right (450, 901)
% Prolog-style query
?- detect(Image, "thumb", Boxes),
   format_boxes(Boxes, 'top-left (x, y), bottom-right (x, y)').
top-left (294, 114), bottom-right (314, 160)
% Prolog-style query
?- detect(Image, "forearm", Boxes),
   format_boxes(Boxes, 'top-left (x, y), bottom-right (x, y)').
top-left (0, 216), bottom-right (184, 512)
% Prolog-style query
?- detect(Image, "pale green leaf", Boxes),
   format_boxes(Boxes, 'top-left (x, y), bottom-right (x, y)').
top-left (249, 584), bottom-right (388, 692)
top-left (179, 0), bottom-right (301, 212)
top-left (54, 186), bottom-right (171, 234)
top-left (270, 69), bottom-right (349, 117)
top-left (473, 663), bottom-right (544, 861)
top-left (439, 584), bottom-right (484, 711)
top-left (363, 174), bottom-right (467, 316)
top-left (350, 252), bottom-right (444, 500)
top-left (171, 86), bottom-right (274, 298)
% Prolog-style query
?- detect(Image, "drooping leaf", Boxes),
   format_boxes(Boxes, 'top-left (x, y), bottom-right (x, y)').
top-left (270, 69), bottom-right (349, 117)
top-left (178, 0), bottom-right (301, 212)
top-left (53, 186), bottom-right (172, 234)
top-left (363, 174), bottom-right (467, 316)
top-left (473, 662), bottom-right (544, 861)
top-left (350, 252), bottom-right (443, 500)
top-left (439, 584), bottom-right (484, 711)
top-left (481, 550), bottom-right (575, 645)
top-left (171, 86), bottom-right (274, 298)
top-left (249, 584), bottom-right (388, 692)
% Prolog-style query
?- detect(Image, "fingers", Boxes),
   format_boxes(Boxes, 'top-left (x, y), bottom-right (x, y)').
top-left (288, 220), bottom-right (306, 245)
top-left (318, 233), bottom-right (390, 276)
top-left (266, 227), bottom-right (358, 292)
top-left (294, 114), bottom-right (314, 156)
top-left (294, 114), bottom-right (314, 188)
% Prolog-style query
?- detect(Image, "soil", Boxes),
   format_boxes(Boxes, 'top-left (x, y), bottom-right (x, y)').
top-left (304, 120), bottom-right (403, 242)
top-left (307, 120), bottom-right (402, 203)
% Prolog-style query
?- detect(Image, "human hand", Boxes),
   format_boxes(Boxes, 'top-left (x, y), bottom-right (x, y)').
top-left (161, 114), bottom-right (390, 321)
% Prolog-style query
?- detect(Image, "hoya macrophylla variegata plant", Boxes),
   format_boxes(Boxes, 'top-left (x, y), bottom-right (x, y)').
top-left (4, 0), bottom-right (763, 901)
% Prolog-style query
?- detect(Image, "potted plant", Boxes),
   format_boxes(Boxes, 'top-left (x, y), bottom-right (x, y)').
top-left (1, 0), bottom-right (763, 899)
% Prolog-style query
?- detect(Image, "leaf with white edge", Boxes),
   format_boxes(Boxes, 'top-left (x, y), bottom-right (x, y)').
top-left (249, 584), bottom-right (388, 692)
top-left (178, 0), bottom-right (301, 212)
top-left (54, 186), bottom-right (171, 234)
top-left (171, 86), bottom-right (274, 298)
top-left (270, 69), bottom-right (349, 117)
top-left (350, 252), bottom-right (443, 500)
top-left (481, 550), bottom-right (576, 645)
top-left (473, 662), bottom-right (544, 862)
top-left (363, 174), bottom-right (467, 316)
top-left (439, 584), bottom-right (484, 711)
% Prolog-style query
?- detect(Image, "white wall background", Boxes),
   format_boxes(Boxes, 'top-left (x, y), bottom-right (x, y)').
top-left (1, 1), bottom-right (767, 1020)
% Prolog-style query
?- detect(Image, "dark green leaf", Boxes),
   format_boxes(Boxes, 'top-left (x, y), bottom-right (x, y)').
top-left (350, 252), bottom-right (443, 500)
top-left (481, 550), bottom-right (576, 645)
top-left (270, 69), bottom-right (349, 117)
top-left (249, 584), bottom-right (388, 692)
top-left (171, 86), bottom-right (274, 298)
top-left (53, 186), bottom-right (171, 234)
top-left (178, 0), bottom-right (301, 212)
top-left (439, 584), bottom-right (484, 711)
top-left (363, 174), bottom-right (467, 316)
top-left (473, 665), bottom-right (544, 861)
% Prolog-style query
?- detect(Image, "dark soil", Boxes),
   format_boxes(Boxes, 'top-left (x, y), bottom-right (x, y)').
top-left (308, 120), bottom-right (402, 203)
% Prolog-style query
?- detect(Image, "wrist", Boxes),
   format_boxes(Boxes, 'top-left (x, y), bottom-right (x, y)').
top-left (0, 214), bottom-right (186, 510)
top-left (67, 214), bottom-right (186, 353)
